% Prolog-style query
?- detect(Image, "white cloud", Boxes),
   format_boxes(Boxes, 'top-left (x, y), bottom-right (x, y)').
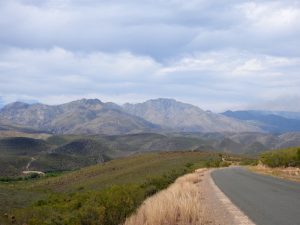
top-left (0, 47), bottom-right (299, 112)
top-left (238, 2), bottom-right (300, 33)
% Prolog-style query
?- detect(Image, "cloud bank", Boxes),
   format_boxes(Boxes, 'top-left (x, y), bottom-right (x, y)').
top-left (0, 0), bottom-right (299, 111)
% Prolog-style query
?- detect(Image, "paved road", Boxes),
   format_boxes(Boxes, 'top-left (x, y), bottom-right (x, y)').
top-left (211, 167), bottom-right (300, 225)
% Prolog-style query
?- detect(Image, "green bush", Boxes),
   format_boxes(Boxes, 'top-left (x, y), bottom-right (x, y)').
top-left (12, 185), bottom-right (143, 225)
top-left (204, 159), bottom-right (221, 168)
top-left (11, 169), bottom-right (189, 225)
top-left (260, 147), bottom-right (300, 168)
top-left (239, 158), bottom-right (258, 166)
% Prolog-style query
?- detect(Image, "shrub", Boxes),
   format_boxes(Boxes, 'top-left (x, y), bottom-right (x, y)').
top-left (260, 147), bottom-right (300, 168)
top-left (204, 159), bottom-right (221, 168)
top-left (219, 161), bottom-right (231, 167)
top-left (239, 158), bottom-right (258, 166)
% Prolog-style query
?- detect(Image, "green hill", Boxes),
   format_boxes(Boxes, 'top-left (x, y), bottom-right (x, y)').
top-left (31, 139), bottom-right (111, 172)
top-left (0, 151), bottom-right (225, 225)
top-left (0, 133), bottom-right (214, 177)
top-left (0, 137), bottom-right (53, 177)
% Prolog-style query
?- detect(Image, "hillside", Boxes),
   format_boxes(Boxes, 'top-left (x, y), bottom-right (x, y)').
top-left (31, 139), bottom-right (111, 172)
top-left (0, 151), bottom-right (227, 225)
top-left (99, 133), bottom-right (208, 156)
top-left (0, 137), bottom-right (52, 177)
top-left (123, 98), bottom-right (261, 133)
top-left (2, 131), bottom-right (300, 177)
top-left (0, 137), bottom-right (111, 177)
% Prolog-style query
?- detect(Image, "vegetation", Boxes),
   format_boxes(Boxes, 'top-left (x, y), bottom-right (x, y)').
top-left (125, 170), bottom-right (205, 225)
top-left (0, 151), bottom-right (225, 225)
top-left (239, 157), bottom-right (258, 166)
top-left (260, 146), bottom-right (300, 168)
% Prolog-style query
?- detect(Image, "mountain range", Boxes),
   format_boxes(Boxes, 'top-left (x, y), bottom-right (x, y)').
top-left (1, 98), bottom-right (300, 135)
top-left (0, 98), bottom-right (261, 135)
top-left (0, 99), bottom-right (159, 135)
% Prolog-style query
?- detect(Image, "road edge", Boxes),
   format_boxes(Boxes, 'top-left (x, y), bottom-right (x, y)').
top-left (209, 169), bottom-right (256, 225)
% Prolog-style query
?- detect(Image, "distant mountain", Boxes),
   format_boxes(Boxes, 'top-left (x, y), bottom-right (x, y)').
top-left (0, 99), bottom-right (159, 135)
top-left (222, 110), bottom-right (300, 133)
top-left (123, 98), bottom-right (261, 133)
top-left (258, 111), bottom-right (300, 120)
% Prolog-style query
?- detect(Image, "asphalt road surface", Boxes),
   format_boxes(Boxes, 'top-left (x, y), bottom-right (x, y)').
top-left (211, 167), bottom-right (300, 225)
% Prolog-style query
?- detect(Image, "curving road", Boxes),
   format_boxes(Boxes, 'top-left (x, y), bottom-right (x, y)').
top-left (211, 167), bottom-right (300, 225)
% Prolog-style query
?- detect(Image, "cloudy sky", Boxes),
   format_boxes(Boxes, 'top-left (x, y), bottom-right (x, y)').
top-left (0, 0), bottom-right (299, 112)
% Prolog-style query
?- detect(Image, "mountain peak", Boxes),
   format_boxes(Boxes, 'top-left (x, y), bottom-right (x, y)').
top-left (74, 98), bottom-right (103, 105)
top-left (61, 98), bottom-right (104, 108)
top-left (147, 98), bottom-right (177, 103)
top-left (2, 101), bottom-right (30, 111)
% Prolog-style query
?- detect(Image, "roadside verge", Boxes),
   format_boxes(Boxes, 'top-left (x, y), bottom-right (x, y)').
top-left (125, 168), bottom-right (255, 225)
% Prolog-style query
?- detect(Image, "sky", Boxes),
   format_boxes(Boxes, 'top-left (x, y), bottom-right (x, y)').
top-left (0, 0), bottom-right (300, 112)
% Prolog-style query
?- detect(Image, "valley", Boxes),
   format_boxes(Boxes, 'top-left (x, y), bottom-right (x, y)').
top-left (1, 131), bottom-right (300, 178)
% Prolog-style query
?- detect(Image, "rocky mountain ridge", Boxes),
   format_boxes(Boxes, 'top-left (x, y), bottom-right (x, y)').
top-left (0, 98), bottom-right (260, 135)
top-left (123, 98), bottom-right (261, 133)
top-left (0, 99), bottom-right (159, 135)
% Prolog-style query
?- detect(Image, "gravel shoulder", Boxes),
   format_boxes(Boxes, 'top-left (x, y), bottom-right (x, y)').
top-left (199, 168), bottom-right (255, 225)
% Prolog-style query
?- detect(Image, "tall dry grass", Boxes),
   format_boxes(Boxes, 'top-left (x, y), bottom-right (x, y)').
top-left (124, 169), bottom-right (207, 225)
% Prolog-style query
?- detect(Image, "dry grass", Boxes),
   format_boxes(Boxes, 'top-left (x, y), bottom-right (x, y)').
top-left (124, 169), bottom-right (207, 225)
top-left (249, 164), bottom-right (300, 183)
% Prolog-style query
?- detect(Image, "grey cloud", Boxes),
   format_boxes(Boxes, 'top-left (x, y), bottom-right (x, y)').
top-left (1, 0), bottom-right (299, 59)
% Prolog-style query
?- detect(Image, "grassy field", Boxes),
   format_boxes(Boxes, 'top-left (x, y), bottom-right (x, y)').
top-left (0, 151), bottom-right (227, 225)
